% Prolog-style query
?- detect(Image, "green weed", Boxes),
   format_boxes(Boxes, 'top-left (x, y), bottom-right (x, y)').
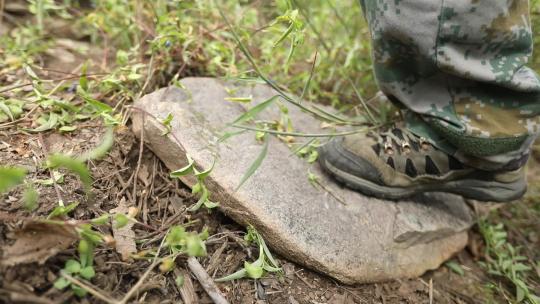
top-left (479, 219), bottom-right (540, 304)
top-left (170, 155), bottom-right (220, 211)
top-left (216, 225), bottom-right (282, 282)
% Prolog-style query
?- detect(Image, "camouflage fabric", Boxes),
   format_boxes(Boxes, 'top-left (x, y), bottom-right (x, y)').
top-left (359, 0), bottom-right (540, 170)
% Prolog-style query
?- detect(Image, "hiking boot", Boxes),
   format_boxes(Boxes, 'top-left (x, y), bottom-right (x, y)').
top-left (317, 128), bottom-right (527, 202)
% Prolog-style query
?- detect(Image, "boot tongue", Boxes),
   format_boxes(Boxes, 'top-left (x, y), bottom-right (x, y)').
top-left (391, 128), bottom-right (404, 140)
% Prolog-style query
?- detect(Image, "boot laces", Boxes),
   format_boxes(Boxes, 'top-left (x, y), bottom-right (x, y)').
top-left (372, 128), bottom-right (431, 156)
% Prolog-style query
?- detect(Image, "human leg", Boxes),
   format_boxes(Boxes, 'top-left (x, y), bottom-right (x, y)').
top-left (318, 0), bottom-right (539, 201)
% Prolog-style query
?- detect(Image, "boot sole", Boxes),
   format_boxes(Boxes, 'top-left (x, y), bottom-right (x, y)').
top-left (321, 159), bottom-right (527, 202)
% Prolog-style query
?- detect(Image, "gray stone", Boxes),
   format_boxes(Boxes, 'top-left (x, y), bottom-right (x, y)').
top-left (132, 77), bottom-right (474, 284)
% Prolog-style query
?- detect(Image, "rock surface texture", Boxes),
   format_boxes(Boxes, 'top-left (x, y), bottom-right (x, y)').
top-left (132, 77), bottom-right (475, 284)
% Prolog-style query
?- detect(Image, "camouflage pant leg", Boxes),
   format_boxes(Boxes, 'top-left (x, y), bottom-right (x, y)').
top-left (360, 0), bottom-right (540, 170)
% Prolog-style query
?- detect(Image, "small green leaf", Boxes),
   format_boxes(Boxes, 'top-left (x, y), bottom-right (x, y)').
top-left (225, 95), bottom-right (253, 103)
top-left (79, 62), bottom-right (89, 91)
top-left (53, 277), bottom-right (70, 290)
top-left (79, 266), bottom-right (95, 280)
top-left (186, 234), bottom-right (207, 257)
top-left (36, 171), bottom-right (64, 186)
top-left (71, 284), bottom-right (88, 297)
top-left (192, 181), bottom-right (202, 194)
top-left (116, 50), bottom-right (129, 65)
top-left (235, 135), bottom-right (268, 191)
top-left (161, 113), bottom-right (174, 135)
top-left (80, 227), bottom-right (102, 244)
top-left (166, 226), bottom-right (187, 247)
top-left (48, 202), bottom-right (79, 219)
top-left (244, 261), bottom-right (264, 279)
top-left (78, 87), bottom-right (112, 114)
top-left (188, 186), bottom-right (208, 212)
top-left (91, 214), bottom-right (110, 225)
top-left (198, 227), bottom-right (209, 241)
top-left (516, 285), bottom-right (525, 302)
top-left (114, 214), bottom-right (129, 228)
top-left (31, 112), bottom-right (59, 132)
top-left (170, 156), bottom-right (194, 178)
top-left (24, 65), bottom-right (39, 80)
top-left (307, 150), bottom-right (318, 163)
top-left (194, 160), bottom-right (215, 180)
top-left (65, 259), bottom-right (81, 274)
top-left (0, 101), bottom-right (14, 121)
top-left (59, 125), bottom-right (77, 132)
top-left (78, 239), bottom-right (93, 268)
top-left (445, 260), bottom-right (464, 276)
top-left (512, 263), bottom-right (532, 272)
top-left (127, 73), bottom-right (142, 80)
top-left (215, 268), bottom-right (247, 282)
top-left (218, 130), bottom-right (247, 143)
top-left (307, 171), bottom-right (319, 185)
top-left (232, 95), bottom-right (278, 125)
top-left (204, 200), bottom-right (219, 209)
top-left (275, 23), bottom-right (294, 46)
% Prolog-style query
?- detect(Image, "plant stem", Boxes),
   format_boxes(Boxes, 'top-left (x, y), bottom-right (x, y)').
top-left (232, 123), bottom-right (376, 137)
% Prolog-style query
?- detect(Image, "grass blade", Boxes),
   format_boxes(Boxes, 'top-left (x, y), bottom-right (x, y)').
top-left (232, 95), bottom-right (279, 125)
top-left (215, 268), bottom-right (247, 282)
top-left (233, 123), bottom-right (375, 137)
top-left (235, 135), bottom-right (269, 191)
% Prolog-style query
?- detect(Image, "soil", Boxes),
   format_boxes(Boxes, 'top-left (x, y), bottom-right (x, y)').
top-left (0, 112), bottom-right (530, 304)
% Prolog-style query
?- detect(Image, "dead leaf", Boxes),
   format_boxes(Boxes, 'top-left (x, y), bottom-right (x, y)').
top-left (1, 222), bottom-right (78, 266)
top-left (174, 268), bottom-right (198, 304)
top-left (111, 197), bottom-right (137, 261)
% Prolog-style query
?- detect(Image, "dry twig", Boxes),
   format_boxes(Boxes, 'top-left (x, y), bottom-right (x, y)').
top-left (61, 272), bottom-right (118, 304)
top-left (187, 257), bottom-right (230, 304)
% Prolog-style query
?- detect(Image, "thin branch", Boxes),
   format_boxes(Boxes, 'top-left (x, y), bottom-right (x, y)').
top-left (132, 114), bottom-right (145, 211)
top-left (118, 232), bottom-right (167, 304)
top-left (61, 272), bottom-right (118, 304)
top-left (187, 257), bottom-right (230, 304)
top-left (232, 123), bottom-right (377, 137)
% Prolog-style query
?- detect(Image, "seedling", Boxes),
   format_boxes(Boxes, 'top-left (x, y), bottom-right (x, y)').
top-left (159, 226), bottom-right (209, 273)
top-left (160, 113), bottom-right (174, 135)
top-left (54, 237), bottom-right (98, 297)
top-left (295, 139), bottom-right (321, 163)
top-left (170, 155), bottom-right (219, 211)
top-left (216, 225), bottom-right (282, 282)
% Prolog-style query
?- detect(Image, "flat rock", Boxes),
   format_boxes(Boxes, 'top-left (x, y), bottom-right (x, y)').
top-left (132, 77), bottom-right (474, 284)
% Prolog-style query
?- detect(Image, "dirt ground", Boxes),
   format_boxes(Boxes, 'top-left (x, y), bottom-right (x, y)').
top-left (0, 115), bottom-right (538, 304)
